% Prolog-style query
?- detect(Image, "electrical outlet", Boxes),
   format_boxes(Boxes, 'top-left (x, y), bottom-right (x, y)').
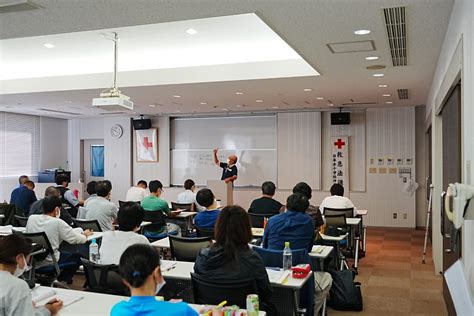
top-left (393, 213), bottom-right (397, 219)
top-left (403, 213), bottom-right (407, 220)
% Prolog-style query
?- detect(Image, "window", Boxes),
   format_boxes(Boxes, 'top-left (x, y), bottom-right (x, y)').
top-left (91, 145), bottom-right (104, 177)
top-left (0, 113), bottom-right (40, 178)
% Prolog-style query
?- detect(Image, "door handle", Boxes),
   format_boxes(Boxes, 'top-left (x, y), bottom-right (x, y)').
top-left (445, 234), bottom-right (451, 239)
top-left (445, 249), bottom-right (452, 253)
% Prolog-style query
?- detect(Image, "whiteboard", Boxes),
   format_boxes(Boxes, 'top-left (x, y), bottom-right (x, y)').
top-left (171, 149), bottom-right (277, 186)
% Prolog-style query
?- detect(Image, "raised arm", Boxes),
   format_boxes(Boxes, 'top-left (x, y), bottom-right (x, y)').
top-left (213, 148), bottom-right (220, 166)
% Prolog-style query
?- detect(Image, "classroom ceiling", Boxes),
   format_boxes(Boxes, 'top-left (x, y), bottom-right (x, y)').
top-left (0, 0), bottom-right (454, 118)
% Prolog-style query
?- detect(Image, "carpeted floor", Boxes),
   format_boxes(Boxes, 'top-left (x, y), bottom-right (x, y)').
top-left (328, 227), bottom-right (447, 315)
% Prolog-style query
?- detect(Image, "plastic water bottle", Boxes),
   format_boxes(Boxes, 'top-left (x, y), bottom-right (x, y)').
top-left (283, 241), bottom-right (292, 270)
top-left (89, 239), bottom-right (100, 263)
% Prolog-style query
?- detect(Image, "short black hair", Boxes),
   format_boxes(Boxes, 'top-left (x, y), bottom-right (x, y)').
top-left (118, 202), bottom-right (145, 231)
top-left (293, 182), bottom-right (312, 200)
top-left (184, 179), bottom-right (195, 190)
top-left (18, 175), bottom-right (29, 185)
top-left (119, 244), bottom-right (160, 288)
top-left (286, 193), bottom-right (309, 212)
top-left (43, 195), bottom-right (62, 213)
top-left (0, 234), bottom-right (33, 265)
top-left (104, 180), bottom-right (112, 191)
top-left (149, 180), bottom-right (163, 193)
top-left (24, 180), bottom-right (35, 188)
top-left (196, 188), bottom-right (214, 208)
top-left (261, 181), bottom-right (276, 196)
top-left (86, 181), bottom-right (97, 195)
top-left (137, 180), bottom-right (147, 188)
top-left (95, 181), bottom-right (111, 197)
top-left (55, 174), bottom-right (68, 186)
top-left (330, 183), bottom-right (344, 196)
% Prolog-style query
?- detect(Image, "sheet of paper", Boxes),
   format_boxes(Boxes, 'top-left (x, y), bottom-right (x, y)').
top-left (266, 269), bottom-right (290, 284)
top-left (32, 288), bottom-right (83, 307)
top-left (445, 260), bottom-right (474, 315)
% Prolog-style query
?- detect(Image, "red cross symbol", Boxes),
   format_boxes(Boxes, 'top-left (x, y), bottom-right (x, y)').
top-left (143, 137), bottom-right (153, 150)
top-left (334, 138), bottom-right (345, 149)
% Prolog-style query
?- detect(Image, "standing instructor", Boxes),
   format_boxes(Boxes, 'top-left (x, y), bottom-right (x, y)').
top-left (213, 148), bottom-right (238, 184)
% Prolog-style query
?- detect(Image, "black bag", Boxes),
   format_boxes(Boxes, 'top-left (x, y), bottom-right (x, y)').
top-left (328, 269), bottom-right (363, 311)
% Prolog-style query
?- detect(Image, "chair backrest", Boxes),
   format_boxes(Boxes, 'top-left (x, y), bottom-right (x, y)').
top-left (171, 202), bottom-right (193, 211)
top-left (21, 232), bottom-right (60, 275)
top-left (73, 218), bottom-right (102, 232)
top-left (169, 235), bottom-right (212, 262)
top-left (14, 215), bottom-right (29, 227)
top-left (195, 226), bottom-right (215, 238)
top-left (118, 200), bottom-right (126, 208)
top-left (252, 246), bottom-right (311, 268)
top-left (191, 273), bottom-right (259, 307)
top-left (76, 206), bottom-right (88, 220)
top-left (248, 212), bottom-right (275, 228)
top-left (323, 207), bottom-right (354, 219)
top-left (142, 210), bottom-right (167, 234)
top-left (324, 214), bottom-right (347, 227)
top-left (80, 258), bottom-right (129, 295)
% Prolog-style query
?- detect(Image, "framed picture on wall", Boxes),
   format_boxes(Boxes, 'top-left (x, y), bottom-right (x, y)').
top-left (136, 128), bottom-right (159, 162)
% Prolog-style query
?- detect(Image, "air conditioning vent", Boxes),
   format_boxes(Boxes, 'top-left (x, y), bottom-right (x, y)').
top-left (37, 109), bottom-right (81, 116)
top-left (0, 0), bottom-right (42, 13)
top-left (99, 111), bottom-right (126, 115)
top-left (383, 6), bottom-right (407, 66)
top-left (397, 88), bottom-right (409, 99)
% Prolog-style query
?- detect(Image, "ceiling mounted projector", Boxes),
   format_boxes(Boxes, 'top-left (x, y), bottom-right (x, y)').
top-left (92, 32), bottom-right (134, 111)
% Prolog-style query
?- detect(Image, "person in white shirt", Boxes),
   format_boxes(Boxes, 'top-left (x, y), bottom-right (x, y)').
top-left (85, 181), bottom-right (119, 232)
top-left (26, 196), bottom-right (92, 284)
top-left (176, 179), bottom-right (205, 211)
top-left (0, 234), bottom-right (63, 316)
top-left (319, 183), bottom-right (357, 217)
top-left (99, 202), bottom-right (149, 265)
top-left (125, 180), bottom-right (149, 202)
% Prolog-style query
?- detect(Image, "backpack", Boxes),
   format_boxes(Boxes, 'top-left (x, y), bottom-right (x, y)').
top-left (327, 269), bottom-right (363, 311)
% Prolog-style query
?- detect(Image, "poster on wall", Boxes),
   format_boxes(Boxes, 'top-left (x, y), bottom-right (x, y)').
top-left (331, 136), bottom-right (349, 188)
top-left (136, 128), bottom-right (159, 162)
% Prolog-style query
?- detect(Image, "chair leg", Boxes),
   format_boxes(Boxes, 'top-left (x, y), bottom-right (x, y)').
top-left (362, 225), bottom-right (367, 252)
top-left (353, 238), bottom-right (360, 273)
top-left (321, 297), bottom-right (327, 316)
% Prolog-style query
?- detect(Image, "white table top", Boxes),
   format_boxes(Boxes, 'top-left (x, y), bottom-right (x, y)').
top-left (175, 211), bottom-right (197, 218)
top-left (151, 236), bottom-right (170, 249)
top-left (86, 232), bottom-right (103, 241)
top-left (140, 221), bottom-right (152, 227)
top-left (0, 225), bottom-right (25, 235)
top-left (346, 217), bottom-right (361, 225)
top-left (42, 286), bottom-right (266, 316)
top-left (357, 209), bottom-right (368, 216)
top-left (160, 259), bottom-right (310, 289)
top-left (319, 232), bottom-right (349, 242)
top-left (309, 245), bottom-right (334, 259)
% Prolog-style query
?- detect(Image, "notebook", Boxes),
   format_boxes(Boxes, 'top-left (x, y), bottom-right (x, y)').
top-left (31, 287), bottom-right (83, 307)
top-left (266, 269), bottom-right (290, 284)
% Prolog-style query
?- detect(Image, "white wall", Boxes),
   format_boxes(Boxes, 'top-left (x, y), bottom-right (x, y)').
top-left (426, 0), bottom-right (474, 289)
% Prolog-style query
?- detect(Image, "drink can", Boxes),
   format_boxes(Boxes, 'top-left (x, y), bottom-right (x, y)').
top-left (246, 294), bottom-right (259, 316)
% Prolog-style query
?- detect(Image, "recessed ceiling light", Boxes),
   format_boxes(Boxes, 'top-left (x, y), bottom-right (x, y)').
top-left (316, 97), bottom-right (324, 100)
top-left (328, 103), bottom-right (334, 107)
top-left (66, 100), bottom-right (73, 103)
top-left (172, 95), bottom-right (181, 98)
top-left (373, 73), bottom-right (384, 77)
top-left (176, 110), bottom-right (181, 113)
top-left (148, 104), bottom-right (156, 107)
top-left (43, 43), bottom-right (55, 48)
top-left (272, 106), bottom-right (279, 109)
top-left (303, 88), bottom-right (312, 92)
top-left (378, 84), bottom-right (388, 88)
top-left (236, 104), bottom-right (243, 108)
top-left (256, 100), bottom-right (264, 103)
top-left (186, 28), bottom-right (198, 35)
top-left (222, 108), bottom-right (229, 111)
top-left (235, 92), bottom-right (244, 95)
top-left (365, 56), bottom-right (379, 60)
top-left (382, 94), bottom-right (391, 97)
top-left (200, 102), bottom-right (207, 105)
top-left (354, 29), bottom-right (371, 35)
top-left (386, 101), bottom-right (393, 104)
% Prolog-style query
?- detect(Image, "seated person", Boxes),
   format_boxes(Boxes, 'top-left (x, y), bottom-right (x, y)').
top-left (125, 180), bottom-right (149, 202)
top-left (100, 202), bottom-right (150, 265)
top-left (262, 193), bottom-right (315, 252)
top-left (111, 244), bottom-right (198, 316)
top-left (84, 181), bottom-right (98, 207)
top-left (176, 179), bottom-right (205, 211)
top-left (0, 234), bottom-right (63, 316)
top-left (248, 181), bottom-right (283, 216)
top-left (85, 181), bottom-right (119, 232)
top-left (55, 174), bottom-right (83, 217)
top-left (319, 183), bottom-right (357, 217)
top-left (9, 175), bottom-right (29, 206)
top-left (194, 189), bottom-right (220, 229)
top-left (26, 196), bottom-right (92, 283)
top-left (195, 205), bottom-right (272, 303)
top-left (29, 186), bottom-right (74, 226)
top-left (14, 180), bottom-right (38, 216)
top-left (292, 182), bottom-right (324, 229)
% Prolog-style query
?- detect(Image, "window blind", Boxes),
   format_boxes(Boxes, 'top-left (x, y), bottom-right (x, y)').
top-left (0, 113), bottom-right (40, 178)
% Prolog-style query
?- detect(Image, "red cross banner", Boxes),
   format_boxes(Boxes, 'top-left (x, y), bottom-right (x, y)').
top-left (136, 128), bottom-right (159, 162)
top-left (331, 136), bottom-right (349, 188)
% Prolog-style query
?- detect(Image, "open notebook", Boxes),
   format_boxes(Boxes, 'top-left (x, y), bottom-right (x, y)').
top-left (31, 287), bottom-right (83, 307)
top-left (266, 269), bottom-right (290, 284)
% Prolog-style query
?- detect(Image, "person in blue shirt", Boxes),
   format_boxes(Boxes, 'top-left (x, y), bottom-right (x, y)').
top-left (9, 175), bottom-right (29, 205)
top-left (213, 148), bottom-right (238, 184)
top-left (13, 180), bottom-right (37, 216)
top-left (194, 188), bottom-right (220, 229)
top-left (111, 244), bottom-right (198, 316)
top-left (262, 193), bottom-right (315, 252)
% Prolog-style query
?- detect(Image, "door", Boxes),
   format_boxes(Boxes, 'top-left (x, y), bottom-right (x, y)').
top-left (441, 83), bottom-right (462, 315)
top-left (81, 139), bottom-right (105, 198)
